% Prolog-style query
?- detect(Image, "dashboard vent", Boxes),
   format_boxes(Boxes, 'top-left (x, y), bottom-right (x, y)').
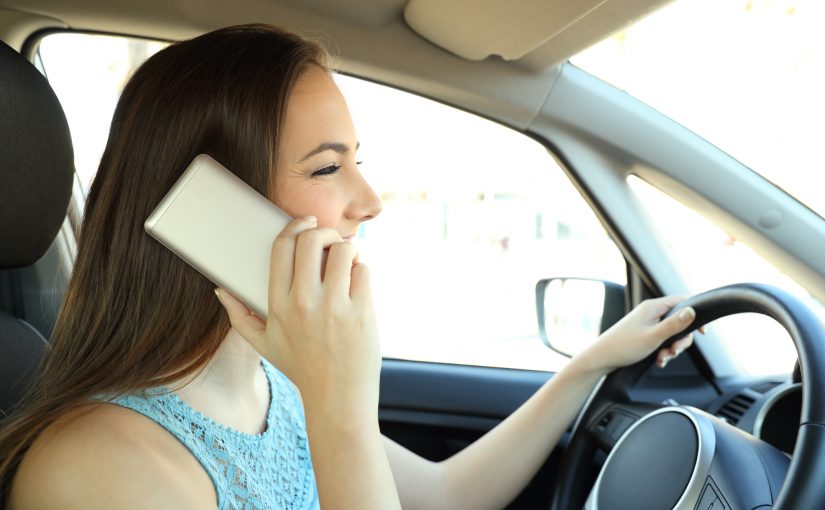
top-left (717, 393), bottom-right (756, 425)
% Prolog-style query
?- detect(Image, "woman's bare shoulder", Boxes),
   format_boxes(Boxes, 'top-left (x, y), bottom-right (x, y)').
top-left (8, 402), bottom-right (215, 510)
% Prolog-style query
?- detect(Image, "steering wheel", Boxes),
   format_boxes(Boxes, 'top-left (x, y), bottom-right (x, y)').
top-left (549, 283), bottom-right (825, 510)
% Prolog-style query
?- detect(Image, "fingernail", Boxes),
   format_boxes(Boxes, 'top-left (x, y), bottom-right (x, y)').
top-left (678, 307), bottom-right (696, 322)
top-left (659, 356), bottom-right (671, 369)
top-left (675, 346), bottom-right (686, 357)
top-left (305, 215), bottom-right (317, 224)
top-left (214, 288), bottom-right (221, 299)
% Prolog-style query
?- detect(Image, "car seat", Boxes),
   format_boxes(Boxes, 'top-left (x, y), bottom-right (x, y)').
top-left (0, 39), bottom-right (74, 420)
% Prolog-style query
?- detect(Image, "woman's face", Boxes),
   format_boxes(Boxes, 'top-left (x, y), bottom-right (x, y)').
top-left (274, 67), bottom-right (382, 240)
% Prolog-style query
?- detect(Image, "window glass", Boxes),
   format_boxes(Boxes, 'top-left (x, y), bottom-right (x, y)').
top-left (628, 176), bottom-right (825, 374)
top-left (337, 76), bottom-right (626, 371)
top-left (39, 32), bottom-right (627, 371)
top-left (39, 34), bottom-right (166, 194)
top-left (572, 0), bottom-right (825, 219)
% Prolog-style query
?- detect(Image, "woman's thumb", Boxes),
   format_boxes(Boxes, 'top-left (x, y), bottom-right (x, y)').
top-left (657, 305), bottom-right (697, 338)
top-left (214, 288), bottom-right (266, 340)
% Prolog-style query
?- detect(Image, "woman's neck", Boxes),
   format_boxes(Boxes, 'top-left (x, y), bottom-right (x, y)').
top-left (190, 329), bottom-right (263, 390)
top-left (172, 328), bottom-right (271, 434)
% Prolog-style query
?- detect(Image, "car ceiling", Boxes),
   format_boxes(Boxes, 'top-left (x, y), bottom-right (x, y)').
top-left (0, 0), bottom-right (671, 128)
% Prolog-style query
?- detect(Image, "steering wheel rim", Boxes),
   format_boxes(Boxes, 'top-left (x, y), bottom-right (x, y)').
top-left (550, 283), bottom-right (825, 510)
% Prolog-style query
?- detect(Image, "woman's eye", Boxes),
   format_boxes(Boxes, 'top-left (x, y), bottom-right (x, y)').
top-left (312, 164), bottom-right (341, 177)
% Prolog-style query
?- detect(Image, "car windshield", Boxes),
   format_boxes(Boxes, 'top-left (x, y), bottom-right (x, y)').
top-left (572, 0), bottom-right (825, 375)
top-left (572, 0), bottom-right (825, 219)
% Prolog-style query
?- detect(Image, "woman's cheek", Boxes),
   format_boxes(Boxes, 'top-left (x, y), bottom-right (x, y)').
top-left (301, 191), bottom-right (345, 229)
top-left (285, 188), bottom-right (344, 228)
top-left (276, 185), bottom-right (343, 228)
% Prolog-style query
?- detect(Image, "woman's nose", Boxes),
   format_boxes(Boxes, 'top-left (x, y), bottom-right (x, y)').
top-left (347, 171), bottom-right (382, 222)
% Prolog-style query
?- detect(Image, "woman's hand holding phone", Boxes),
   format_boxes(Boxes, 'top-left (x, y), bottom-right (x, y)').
top-left (214, 215), bottom-right (381, 424)
top-left (216, 216), bottom-right (400, 509)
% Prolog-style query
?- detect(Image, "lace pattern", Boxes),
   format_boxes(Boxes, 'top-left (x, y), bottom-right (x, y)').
top-left (110, 360), bottom-right (319, 510)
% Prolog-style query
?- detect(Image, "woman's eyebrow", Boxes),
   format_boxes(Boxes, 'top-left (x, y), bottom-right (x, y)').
top-left (300, 141), bottom-right (360, 162)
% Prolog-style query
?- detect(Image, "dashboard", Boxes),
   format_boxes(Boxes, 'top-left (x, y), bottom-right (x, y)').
top-left (711, 378), bottom-right (800, 456)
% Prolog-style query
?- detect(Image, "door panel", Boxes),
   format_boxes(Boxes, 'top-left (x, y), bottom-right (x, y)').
top-left (379, 359), bottom-right (563, 508)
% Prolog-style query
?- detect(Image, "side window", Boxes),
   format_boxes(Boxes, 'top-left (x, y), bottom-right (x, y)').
top-left (337, 77), bottom-right (626, 371)
top-left (38, 32), bottom-right (626, 372)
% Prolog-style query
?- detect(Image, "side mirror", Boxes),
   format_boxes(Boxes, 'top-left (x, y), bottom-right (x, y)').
top-left (535, 277), bottom-right (625, 357)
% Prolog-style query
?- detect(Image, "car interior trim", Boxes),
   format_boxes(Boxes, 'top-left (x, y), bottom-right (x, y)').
top-left (753, 382), bottom-right (801, 442)
top-left (0, 7), bottom-right (65, 50)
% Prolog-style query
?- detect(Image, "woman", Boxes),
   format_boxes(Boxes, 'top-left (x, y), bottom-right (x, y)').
top-left (0, 24), bottom-right (696, 509)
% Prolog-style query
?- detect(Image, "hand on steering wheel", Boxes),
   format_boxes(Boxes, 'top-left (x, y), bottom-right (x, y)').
top-left (577, 295), bottom-right (697, 375)
top-left (550, 284), bottom-right (825, 510)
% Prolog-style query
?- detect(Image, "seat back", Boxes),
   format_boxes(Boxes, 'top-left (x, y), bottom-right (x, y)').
top-left (0, 39), bottom-right (74, 419)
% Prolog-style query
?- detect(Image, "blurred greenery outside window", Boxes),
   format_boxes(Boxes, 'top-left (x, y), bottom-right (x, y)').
top-left (38, 32), bottom-right (627, 372)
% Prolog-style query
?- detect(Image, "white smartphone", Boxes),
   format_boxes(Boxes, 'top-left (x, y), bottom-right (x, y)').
top-left (145, 154), bottom-right (291, 317)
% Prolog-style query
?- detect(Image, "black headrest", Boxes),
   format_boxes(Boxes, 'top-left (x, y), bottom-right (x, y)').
top-left (0, 39), bottom-right (74, 269)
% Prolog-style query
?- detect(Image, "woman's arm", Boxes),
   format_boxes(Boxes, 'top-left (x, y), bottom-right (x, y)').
top-left (385, 296), bottom-right (697, 510)
top-left (9, 404), bottom-right (218, 510)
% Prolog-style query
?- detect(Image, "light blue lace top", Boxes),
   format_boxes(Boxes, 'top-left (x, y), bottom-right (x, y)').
top-left (109, 359), bottom-right (319, 510)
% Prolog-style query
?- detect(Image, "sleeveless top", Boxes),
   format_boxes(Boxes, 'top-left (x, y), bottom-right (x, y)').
top-left (108, 360), bottom-right (320, 510)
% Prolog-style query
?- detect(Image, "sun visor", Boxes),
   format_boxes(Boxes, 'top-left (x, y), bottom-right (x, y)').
top-left (404, 0), bottom-right (609, 61)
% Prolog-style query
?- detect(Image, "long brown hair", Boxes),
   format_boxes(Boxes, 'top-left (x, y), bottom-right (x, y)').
top-left (0, 23), bottom-right (329, 495)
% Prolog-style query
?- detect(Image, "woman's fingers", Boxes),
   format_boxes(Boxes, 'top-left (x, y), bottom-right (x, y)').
top-left (657, 333), bottom-right (695, 368)
top-left (350, 262), bottom-right (372, 303)
top-left (293, 227), bottom-right (344, 290)
top-left (654, 305), bottom-right (697, 338)
top-left (672, 334), bottom-right (694, 353)
top-left (324, 242), bottom-right (359, 298)
top-left (270, 216), bottom-right (319, 309)
top-left (652, 304), bottom-right (697, 368)
top-left (215, 288), bottom-right (265, 341)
